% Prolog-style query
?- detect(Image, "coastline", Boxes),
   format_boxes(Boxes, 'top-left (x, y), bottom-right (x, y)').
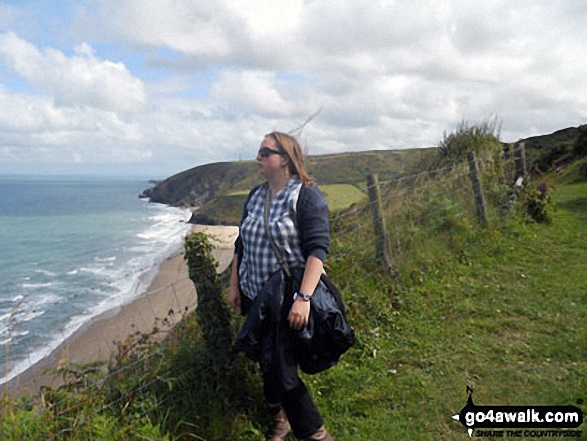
top-left (2, 224), bottom-right (239, 398)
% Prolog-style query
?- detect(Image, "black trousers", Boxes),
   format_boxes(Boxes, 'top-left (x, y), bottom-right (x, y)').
top-left (263, 357), bottom-right (323, 439)
top-left (241, 281), bottom-right (324, 439)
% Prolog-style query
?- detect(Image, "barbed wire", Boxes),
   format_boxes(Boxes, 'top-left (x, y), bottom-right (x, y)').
top-left (328, 199), bottom-right (476, 267)
top-left (330, 170), bottom-right (475, 233)
top-left (327, 156), bottom-right (484, 221)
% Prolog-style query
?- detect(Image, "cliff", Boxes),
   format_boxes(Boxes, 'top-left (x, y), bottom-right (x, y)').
top-left (140, 161), bottom-right (260, 207)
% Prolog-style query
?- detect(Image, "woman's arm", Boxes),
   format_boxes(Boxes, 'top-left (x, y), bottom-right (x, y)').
top-left (228, 185), bottom-right (259, 310)
top-left (288, 185), bottom-right (330, 330)
top-left (227, 253), bottom-right (241, 309)
top-left (297, 185), bottom-right (330, 262)
top-left (288, 253), bottom-right (323, 330)
top-left (288, 185), bottom-right (330, 329)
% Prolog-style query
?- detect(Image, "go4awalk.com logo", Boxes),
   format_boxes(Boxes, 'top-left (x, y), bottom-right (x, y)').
top-left (452, 387), bottom-right (584, 438)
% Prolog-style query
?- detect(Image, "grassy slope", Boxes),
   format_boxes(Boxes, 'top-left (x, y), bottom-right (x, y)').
top-left (192, 158), bottom-right (585, 440)
top-left (521, 125), bottom-right (586, 172)
top-left (320, 184), bottom-right (367, 212)
top-left (304, 148), bottom-right (436, 185)
top-left (313, 179), bottom-right (587, 440)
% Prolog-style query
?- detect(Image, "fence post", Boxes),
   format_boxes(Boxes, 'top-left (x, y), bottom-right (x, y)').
top-left (499, 142), bottom-right (527, 228)
top-left (499, 176), bottom-right (524, 228)
top-left (467, 152), bottom-right (489, 227)
top-left (514, 141), bottom-right (527, 181)
top-left (367, 174), bottom-right (395, 274)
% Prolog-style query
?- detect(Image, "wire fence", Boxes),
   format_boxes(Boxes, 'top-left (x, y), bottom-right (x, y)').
top-left (326, 146), bottom-right (528, 274)
top-left (1, 143), bottom-right (531, 438)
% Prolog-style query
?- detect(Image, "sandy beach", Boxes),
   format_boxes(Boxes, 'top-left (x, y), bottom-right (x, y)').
top-left (2, 224), bottom-right (239, 398)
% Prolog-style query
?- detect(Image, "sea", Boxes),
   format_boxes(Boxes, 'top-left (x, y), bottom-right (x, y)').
top-left (0, 175), bottom-right (192, 384)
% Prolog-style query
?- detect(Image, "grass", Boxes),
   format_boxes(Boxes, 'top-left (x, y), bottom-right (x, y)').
top-left (315, 178), bottom-right (587, 440)
top-left (227, 183), bottom-right (367, 213)
top-left (226, 190), bottom-right (252, 196)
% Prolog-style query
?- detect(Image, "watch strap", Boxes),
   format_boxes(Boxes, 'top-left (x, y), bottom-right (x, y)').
top-left (293, 292), bottom-right (312, 302)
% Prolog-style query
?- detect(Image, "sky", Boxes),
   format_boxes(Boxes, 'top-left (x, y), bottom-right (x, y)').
top-left (0, 1), bottom-right (586, 178)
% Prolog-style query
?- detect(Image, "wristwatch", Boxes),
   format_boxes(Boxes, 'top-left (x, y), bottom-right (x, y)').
top-left (293, 292), bottom-right (312, 302)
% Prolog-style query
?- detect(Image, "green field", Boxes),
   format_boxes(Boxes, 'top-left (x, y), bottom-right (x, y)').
top-left (228, 183), bottom-right (366, 213)
top-left (205, 183), bottom-right (367, 224)
top-left (320, 184), bottom-right (366, 212)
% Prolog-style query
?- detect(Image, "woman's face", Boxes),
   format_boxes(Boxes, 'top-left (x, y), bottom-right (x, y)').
top-left (257, 136), bottom-right (288, 179)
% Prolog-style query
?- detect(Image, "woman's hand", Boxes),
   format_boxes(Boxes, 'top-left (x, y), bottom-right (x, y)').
top-left (288, 298), bottom-right (311, 330)
top-left (288, 255), bottom-right (322, 329)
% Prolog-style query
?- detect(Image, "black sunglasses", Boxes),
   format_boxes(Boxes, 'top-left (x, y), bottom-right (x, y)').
top-left (258, 146), bottom-right (284, 158)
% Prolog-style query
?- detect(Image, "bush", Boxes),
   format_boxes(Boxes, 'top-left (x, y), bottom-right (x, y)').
top-left (437, 117), bottom-right (503, 164)
top-left (525, 180), bottom-right (554, 224)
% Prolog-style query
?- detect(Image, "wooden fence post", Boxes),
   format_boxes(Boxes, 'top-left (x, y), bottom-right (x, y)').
top-left (499, 142), bottom-right (527, 228)
top-left (467, 152), bottom-right (489, 227)
top-left (367, 174), bottom-right (395, 274)
top-left (499, 176), bottom-right (524, 228)
top-left (514, 141), bottom-right (527, 181)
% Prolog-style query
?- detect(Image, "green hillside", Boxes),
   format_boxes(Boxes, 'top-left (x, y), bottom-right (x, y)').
top-left (143, 125), bottom-right (587, 225)
top-left (303, 148), bottom-right (435, 184)
top-left (518, 125), bottom-right (587, 172)
top-left (141, 148), bottom-right (436, 208)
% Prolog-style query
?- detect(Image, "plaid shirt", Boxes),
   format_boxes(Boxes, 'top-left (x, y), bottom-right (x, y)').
top-left (239, 176), bottom-right (306, 301)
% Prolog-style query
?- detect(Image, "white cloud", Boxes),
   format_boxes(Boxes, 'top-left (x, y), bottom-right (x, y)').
top-left (1, 0), bottom-right (587, 176)
top-left (0, 32), bottom-right (145, 112)
top-left (210, 70), bottom-right (296, 117)
top-left (74, 0), bottom-right (241, 58)
top-left (227, 0), bottom-right (304, 38)
top-left (0, 86), bottom-right (145, 166)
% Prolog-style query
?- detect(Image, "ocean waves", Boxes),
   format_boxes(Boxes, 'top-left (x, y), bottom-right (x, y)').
top-left (0, 177), bottom-right (192, 384)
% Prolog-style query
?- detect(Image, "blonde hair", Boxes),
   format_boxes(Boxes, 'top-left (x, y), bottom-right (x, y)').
top-left (267, 131), bottom-right (314, 186)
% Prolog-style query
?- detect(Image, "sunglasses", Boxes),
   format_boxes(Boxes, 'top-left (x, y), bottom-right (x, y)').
top-left (258, 146), bottom-right (284, 158)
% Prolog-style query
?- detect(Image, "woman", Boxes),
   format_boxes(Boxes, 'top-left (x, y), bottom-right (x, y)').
top-left (228, 131), bottom-right (333, 441)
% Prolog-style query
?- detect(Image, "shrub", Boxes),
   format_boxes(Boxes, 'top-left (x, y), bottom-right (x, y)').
top-left (437, 117), bottom-right (503, 164)
top-left (525, 180), bottom-right (554, 224)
